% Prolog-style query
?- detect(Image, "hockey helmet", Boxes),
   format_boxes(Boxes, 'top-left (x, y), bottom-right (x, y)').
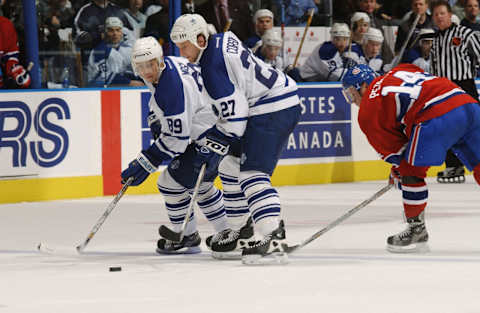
top-left (171, 14), bottom-right (209, 51)
top-left (262, 29), bottom-right (282, 47)
top-left (362, 27), bottom-right (384, 44)
top-left (342, 64), bottom-right (376, 104)
top-left (253, 9), bottom-right (274, 23)
top-left (131, 36), bottom-right (165, 77)
top-left (330, 23), bottom-right (350, 38)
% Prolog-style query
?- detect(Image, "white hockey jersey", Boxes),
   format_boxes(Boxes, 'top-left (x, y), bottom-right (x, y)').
top-left (87, 40), bottom-right (134, 86)
top-left (299, 41), bottom-right (353, 82)
top-left (199, 31), bottom-right (298, 138)
top-left (345, 44), bottom-right (385, 74)
top-left (145, 56), bottom-right (217, 160)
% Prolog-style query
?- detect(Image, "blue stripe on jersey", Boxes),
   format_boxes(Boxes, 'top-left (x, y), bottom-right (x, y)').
top-left (162, 133), bottom-right (190, 140)
top-left (252, 90), bottom-right (298, 107)
top-left (154, 57), bottom-right (185, 116)
top-left (199, 33), bottom-right (235, 100)
top-left (396, 92), bottom-right (414, 122)
top-left (226, 117), bottom-right (248, 122)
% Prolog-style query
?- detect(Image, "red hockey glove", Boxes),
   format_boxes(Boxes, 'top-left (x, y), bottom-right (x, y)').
top-left (10, 64), bottom-right (31, 88)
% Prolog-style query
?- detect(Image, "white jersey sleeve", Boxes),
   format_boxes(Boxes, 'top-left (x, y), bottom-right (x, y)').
top-left (300, 41), bottom-right (350, 82)
top-left (147, 56), bottom-right (216, 160)
top-left (200, 32), bottom-right (298, 138)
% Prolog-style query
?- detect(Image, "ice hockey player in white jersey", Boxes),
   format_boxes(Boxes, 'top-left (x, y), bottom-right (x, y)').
top-left (289, 23), bottom-right (354, 82)
top-left (171, 14), bottom-right (301, 264)
top-left (120, 37), bottom-right (229, 254)
top-left (345, 27), bottom-right (385, 74)
top-left (253, 29), bottom-right (287, 71)
top-left (87, 17), bottom-right (140, 87)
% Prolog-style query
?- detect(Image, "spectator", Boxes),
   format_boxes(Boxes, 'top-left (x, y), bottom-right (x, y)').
top-left (87, 17), bottom-right (142, 87)
top-left (348, 27), bottom-right (385, 74)
top-left (197, 0), bottom-right (254, 41)
top-left (333, 0), bottom-right (357, 24)
top-left (452, 0), bottom-right (467, 20)
top-left (394, 0), bottom-right (433, 58)
top-left (403, 28), bottom-right (434, 72)
top-left (356, 0), bottom-right (394, 63)
top-left (253, 29), bottom-right (287, 70)
top-left (350, 12), bottom-right (370, 45)
top-left (284, 0), bottom-right (318, 26)
top-left (430, 0), bottom-right (480, 182)
top-left (288, 22), bottom-right (351, 82)
top-left (245, 9), bottom-right (274, 49)
top-left (124, 0), bottom-right (147, 39)
top-left (144, 0), bottom-right (162, 17)
top-left (461, 0), bottom-right (480, 30)
top-left (0, 15), bottom-right (30, 88)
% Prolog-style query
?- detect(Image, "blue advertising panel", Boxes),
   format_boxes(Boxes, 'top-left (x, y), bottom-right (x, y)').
top-left (280, 85), bottom-right (352, 159)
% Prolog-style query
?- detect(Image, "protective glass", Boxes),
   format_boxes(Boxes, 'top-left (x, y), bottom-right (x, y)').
top-left (342, 86), bottom-right (357, 105)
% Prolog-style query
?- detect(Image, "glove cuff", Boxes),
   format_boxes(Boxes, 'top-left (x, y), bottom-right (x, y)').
top-left (137, 152), bottom-right (158, 173)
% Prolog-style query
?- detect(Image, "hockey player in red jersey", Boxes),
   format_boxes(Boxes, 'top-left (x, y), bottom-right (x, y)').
top-left (342, 63), bottom-right (480, 253)
top-left (0, 16), bottom-right (30, 89)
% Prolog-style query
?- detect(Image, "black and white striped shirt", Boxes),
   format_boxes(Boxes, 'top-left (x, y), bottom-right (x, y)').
top-left (431, 24), bottom-right (480, 80)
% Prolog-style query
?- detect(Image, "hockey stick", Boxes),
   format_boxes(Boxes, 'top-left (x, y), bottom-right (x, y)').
top-left (158, 163), bottom-right (207, 242)
top-left (285, 183), bottom-right (394, 254)
top-left (223, 18), bottom-right (233, 32)
top-left (292, 8), bottom-right (315, 68)
top-left (75, 176), bottom-right (134, 253)
top-left (391, 13), bottom-right (421, 68)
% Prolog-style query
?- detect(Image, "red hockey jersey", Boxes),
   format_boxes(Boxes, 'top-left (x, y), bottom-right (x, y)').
top-left (0, 16), bottom-right (21, 87)
top-left (358, 63), bottom-right (477, 165)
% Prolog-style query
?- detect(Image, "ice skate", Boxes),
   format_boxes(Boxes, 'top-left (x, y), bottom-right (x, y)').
top-left (437, 167), bottom-right (465, 183)
top-left (208, 216), bottom-right (255, 260)
top-left (241, 220), bottom-right (289, 265)
top-left (387, 212), bottom-right (429, 253)
top-left (156, 231), bottom-right (201, 254)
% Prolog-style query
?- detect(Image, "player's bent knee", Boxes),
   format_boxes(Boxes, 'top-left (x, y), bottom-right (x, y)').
top-left (401, 176), bottom-right (425, 185)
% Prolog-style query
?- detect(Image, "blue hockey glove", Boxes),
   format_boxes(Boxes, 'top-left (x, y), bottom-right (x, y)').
top-left (193, 144), bottom-right (225, 178)
top-left (147, 111), bottom-right (162, 140)
top-left (121, 147), bottom-right (164, 186)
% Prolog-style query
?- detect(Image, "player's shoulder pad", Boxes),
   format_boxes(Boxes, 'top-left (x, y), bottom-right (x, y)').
top-left (318, 41), bottom-right (339, 60)
top-left (199, 33), bottom-right (235, 100)
top-left (154, 57), bottom-right (185, 116)
top-left (92, 42), bottom-right (111, 62)
top-left (351, 43), bottom-right (363, 55)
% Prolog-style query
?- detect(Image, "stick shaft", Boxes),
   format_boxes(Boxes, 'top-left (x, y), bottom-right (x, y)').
top-left (293, 8), bottom-right (315, 68)
top-left (76, 177), bottom-right (133, 252)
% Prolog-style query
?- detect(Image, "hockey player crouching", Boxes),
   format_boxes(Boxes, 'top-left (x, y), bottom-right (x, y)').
top-left (121, 37), bottom-right (230, 254)
top-left (170, 14), bottom-right (301, 264)
top-left (342, 64), bottom-right (480, 253)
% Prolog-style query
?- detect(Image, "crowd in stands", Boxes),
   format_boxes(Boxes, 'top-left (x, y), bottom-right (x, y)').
top-left (1, 0), bottom-right (480, 88)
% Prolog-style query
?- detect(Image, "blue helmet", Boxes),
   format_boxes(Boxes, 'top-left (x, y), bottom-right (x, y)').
top-left (342, 64), bottom-right (376, 91)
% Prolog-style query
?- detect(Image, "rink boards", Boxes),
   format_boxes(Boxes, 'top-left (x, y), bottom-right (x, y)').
top-left (0, 84), bottom-right (444, 203)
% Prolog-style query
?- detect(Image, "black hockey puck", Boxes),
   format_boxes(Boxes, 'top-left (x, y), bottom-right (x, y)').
top-left (109, 266), bottom-right (122, 272)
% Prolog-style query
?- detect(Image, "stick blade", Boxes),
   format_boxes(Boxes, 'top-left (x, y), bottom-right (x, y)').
top-left (159, 225), bottom-right (182, 242)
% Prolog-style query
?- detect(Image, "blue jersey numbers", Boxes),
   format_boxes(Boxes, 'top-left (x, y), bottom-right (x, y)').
top-left (239, 44), bottom-right (278, 89)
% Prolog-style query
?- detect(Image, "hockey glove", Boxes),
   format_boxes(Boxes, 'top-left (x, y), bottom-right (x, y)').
top-left (121, 145), bottom-right (165, 186)
top-left (147, 111), bottom-right (162, 140)
top-left (7, 63), bottom-right (31, 88)
top-left (193, 144), bottom-right (225, 179)
top-left (389, 166), bottom-right (402, 190)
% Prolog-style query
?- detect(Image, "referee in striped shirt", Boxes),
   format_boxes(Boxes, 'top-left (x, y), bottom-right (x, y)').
top-left (431, 0), bottom-right (480, 183)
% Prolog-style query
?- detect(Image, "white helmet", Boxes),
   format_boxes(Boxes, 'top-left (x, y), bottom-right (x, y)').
top-left (362, 27), bottom-right (383, 44)
top-left (253, 9), bottom-right (274, 23)
top-left (330, 23), bottom-right (350, 38)
top-left (131, 36), bottom-right (164, 77)
top-left (350, 12), bottom-right (370, 26)
top-left (171, 14), bottom-right (209, 50)
top-left (262, 29), bottom-right (282, 47)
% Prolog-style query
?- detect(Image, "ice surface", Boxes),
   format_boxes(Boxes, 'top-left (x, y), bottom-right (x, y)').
top-left (1, 178), bottom-right (479, 313)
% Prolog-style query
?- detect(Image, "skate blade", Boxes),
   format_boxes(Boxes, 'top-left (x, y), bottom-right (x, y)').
top-left (386, 242), bottom-right (430, 254)
top-left (241, 252), bottom-right (289, 266)
top-left (155, 246), bottom-right (201, 255)
top-left (211, 251), bottom-right (242, 260)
